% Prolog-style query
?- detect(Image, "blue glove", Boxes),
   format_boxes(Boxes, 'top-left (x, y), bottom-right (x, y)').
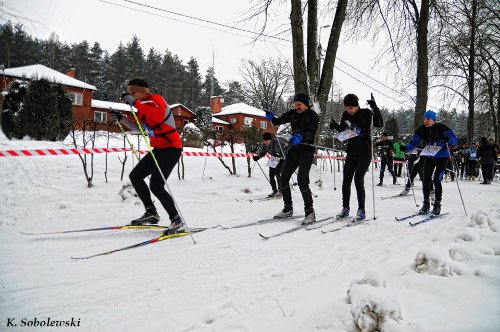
top-left (289, 133), bottom-right (303, 146)
top-left (352, 124), bottom-right (361, 136)
top-left (121, 93), bottom-right (136, 106)
top-left (265, 111), bottom-right (275, 121)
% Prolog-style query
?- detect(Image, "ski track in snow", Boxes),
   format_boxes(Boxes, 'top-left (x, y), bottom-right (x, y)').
top-left (1, 132), bottom-right (499, 332)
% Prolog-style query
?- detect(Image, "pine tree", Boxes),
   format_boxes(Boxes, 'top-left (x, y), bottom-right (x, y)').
top-left (144, 48), bottom-right (163, 94)
top-left (185, 57), bottom-right (202, 110)
top-left (384, 116), bottom-right (399, 138)
top-left (224, 80), bottom-right (246, 105)
top-left (124, 35), bottom-right (145, 78)
top-left (0, 80), bottom-right (29, 139)
top-left (70, 40), bottom-right (93, 82)
top-left (108, 42), bottom-right (128, 101)
top-left (20, 79), bottom-right (71, 141)
top-left (159, 50), bottom-right (185, 104)
top-left (194, 106), bottom-right (212, 130)
top-left (201, 67), bottom-right (225, 106)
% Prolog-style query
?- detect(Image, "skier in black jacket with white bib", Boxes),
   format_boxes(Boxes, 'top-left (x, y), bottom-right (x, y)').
top-left (330, 94), bottom-right (384, 221)
top-left (266, 93), bottom-right (319, 225)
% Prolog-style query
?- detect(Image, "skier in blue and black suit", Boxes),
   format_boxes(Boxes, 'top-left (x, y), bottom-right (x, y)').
top-left (401, 110), bottom-right (458, 215)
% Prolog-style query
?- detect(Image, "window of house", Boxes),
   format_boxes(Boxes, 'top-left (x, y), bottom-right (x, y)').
top-left (244, 117), bottom-right (254, 126)
top-left (230, 118), bottom-right (237, 124)
top-left (216, 126), bottom-right (223, 131)
top-left (183, 119), bottom-right (190, 126)
top-left (94, 111), bottom-right (107, 123)
top-left (69, 92), bottom-right (83, 106)
top-left (260, 121), bottom-right (267, 129)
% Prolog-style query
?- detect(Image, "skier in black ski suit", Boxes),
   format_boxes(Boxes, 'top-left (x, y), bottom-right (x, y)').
top-left (400, 110), bottom-right (458, 215)
top-left (476, 136), bottom-right (497, 184)
top-left (253, 132), bottom-right (288, 196)
top-left (375, 132), bottom-right (397, 186)
top-left (329, 93), bottom-right (384, 221)
top-left (266, 93), bottom-right (319, 225)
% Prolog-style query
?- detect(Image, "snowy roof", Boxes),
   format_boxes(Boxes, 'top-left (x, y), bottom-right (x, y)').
top-left (170, 103), bottom-right (195, 115)
top-left (212, 117), bottom-right (229, 125)
top-left (213, 103), bottom-right (266, 117)
top-left (3, 64), bottom-right (97, 90)
top-left (91, 99), bottom-right (133, 112)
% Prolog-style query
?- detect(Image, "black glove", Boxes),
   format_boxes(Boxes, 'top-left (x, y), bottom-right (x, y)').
top-left (367, 93), bottom-right (378, 110)
top-left (252, 155), bottom-right (260, 162)
top-left (329, 119), bottom-right (339, 130)
top-left (400, 145), bottom-right (407, 152)
top-left (121, 93), bottom-right (136, 106)
top-left (110, 110), bottom-right (123, 122)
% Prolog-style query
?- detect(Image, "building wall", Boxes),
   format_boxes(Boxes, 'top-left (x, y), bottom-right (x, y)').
top-left (171, 106), bottom-right (196, 130)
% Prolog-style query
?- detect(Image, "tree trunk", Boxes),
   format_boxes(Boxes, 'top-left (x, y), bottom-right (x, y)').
top-left (307, 0), bottom-right (318, 96)
top-left (317, 0), bottom-right (348, 114)
top-left (497, 68), bottom-right (500, 142)
top-left (413, 0), bottom-right (430, 130)
top-left (466, 0), bottom-right (477, 144)
top-left (315, 0), bottom-right (348, 145)
top-left (290, 0), bottom-right (308, 94)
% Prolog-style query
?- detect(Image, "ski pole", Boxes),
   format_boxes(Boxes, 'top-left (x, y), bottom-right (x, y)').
top-left (447, 143), bottom-right (467, 216)
top-left (370, 111), bottom-right (376, 220)
top-left (255, 160), bottom-right (271, 185)
top-left (128, 104), bottom-right (196, 244)
top-left (112, 109), bottom-right (141, 161)
top-left (405, 158), bottom-right (419, 207)
top-left (332, 140), bottom-right (337, 190)
top-left (299, 142), bottom-right (346, 153)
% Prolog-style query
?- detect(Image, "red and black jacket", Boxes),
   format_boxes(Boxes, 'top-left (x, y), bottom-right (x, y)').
top-left (132, 94), bottom-right (182, 149)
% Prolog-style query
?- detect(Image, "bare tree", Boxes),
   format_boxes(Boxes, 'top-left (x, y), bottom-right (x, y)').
top-left (240, 58), bottom-right (293, 113)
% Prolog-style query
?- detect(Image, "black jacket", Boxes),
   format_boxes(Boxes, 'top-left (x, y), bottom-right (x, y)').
top-left (376, 139), bottom-right (394, 157)
top-left (330, 107), bottom-right (383, 156)
top-left (476, 143), bottom-right (497, 165)
top-left (272, 108), bottom-right (319, 152)
top-left (256, 137), bottom-right (288, 159)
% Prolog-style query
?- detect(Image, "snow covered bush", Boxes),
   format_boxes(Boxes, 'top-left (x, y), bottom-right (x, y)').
top-left (469, 210), bottom-right (498, 232)
top-left (414, 249), bottom-right (452, 276)
top-left (347, 271), bottom-right (402, 332)
top-left (1, 79), bottom-right (28, 139)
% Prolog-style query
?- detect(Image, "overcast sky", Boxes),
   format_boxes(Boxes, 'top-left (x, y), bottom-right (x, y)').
top-left (1, 0), bottom-right (447, 111)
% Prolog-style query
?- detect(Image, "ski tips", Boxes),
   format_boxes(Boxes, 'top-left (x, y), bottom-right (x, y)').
top-left (259, 233), bottom-right (269, 240)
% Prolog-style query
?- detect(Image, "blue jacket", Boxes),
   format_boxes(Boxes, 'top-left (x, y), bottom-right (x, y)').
top-left (465, 147), bottom-right (477, 161)
top-left (405, 123), bottom-right (458, 158)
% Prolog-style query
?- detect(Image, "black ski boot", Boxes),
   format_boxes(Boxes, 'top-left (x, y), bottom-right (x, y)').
top-left (268, 189), bottom-right (278, 197)
top-left (376, 182), bottom-right (383, 187)
top-left (162, 214), bottom-right (186, 235)
top-left (432, 200), bottom-right (441, 215)
top-left (131, 207), bottom-right (160, 225)
top-left (419, 200), bottom-right (430, 214)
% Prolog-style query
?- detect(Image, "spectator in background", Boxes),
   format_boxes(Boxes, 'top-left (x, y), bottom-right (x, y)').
top-left (393, 137), bottom-right (406, 177)
top-left (476, 137), bottom-right (497, 184)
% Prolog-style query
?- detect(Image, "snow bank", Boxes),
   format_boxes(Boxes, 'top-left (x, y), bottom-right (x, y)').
top-left (347, 271), bottom-right (402, 332)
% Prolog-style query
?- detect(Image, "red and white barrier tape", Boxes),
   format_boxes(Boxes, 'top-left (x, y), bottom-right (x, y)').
top-left (0, 147), bottom-right (349, 160)
top-left (0, 148), bottom-right (391, 163)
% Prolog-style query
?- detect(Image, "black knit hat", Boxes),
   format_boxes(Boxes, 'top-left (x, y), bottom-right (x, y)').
top-left (480, 137), bottom-right (488, 144)
top-left (381, 132), bottom-right (388, 137)
top-left (262, 132), bottom-right (273, 140)
top-left (343, 94), bottom-right (359, 107)
top-left (128, 78), bottom-right (149, 88)
top-left (293, 93), bottom-right (310, 106)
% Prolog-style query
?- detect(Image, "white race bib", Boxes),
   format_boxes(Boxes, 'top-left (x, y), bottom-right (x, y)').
top-left (420, 145), bottom-right (442, 157)
top-left (266, 156), bottom-right (281, 169)
top-left (334, 128), bottom-right (359, 142)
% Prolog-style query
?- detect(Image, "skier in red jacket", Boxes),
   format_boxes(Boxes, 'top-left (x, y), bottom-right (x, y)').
top-left (110, 78), bottom-right (184, 234)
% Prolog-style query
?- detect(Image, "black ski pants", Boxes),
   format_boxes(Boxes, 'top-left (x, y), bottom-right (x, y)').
top-left (394, 157), bottom-right (404, 176)
top-left (129, 147), bottom-right (182, 219)
top-left (279, 149), bottom-right (314, 213)
top-left (379, 154), bottom-right (396, 183)
top-left (422, 157), bottom-right (448, 203)
top-left (405, 157), bottom-right (433, 191)
top-left (342, 154), bottom-right (371, 210)
top-left (269, 160), bottom-right (284, 192)
top-left (481, 164), bottom-right (494, 181)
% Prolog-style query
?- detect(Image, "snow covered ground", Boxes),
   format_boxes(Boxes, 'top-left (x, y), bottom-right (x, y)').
top-left (1, 132), bottom-right (499, 332)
